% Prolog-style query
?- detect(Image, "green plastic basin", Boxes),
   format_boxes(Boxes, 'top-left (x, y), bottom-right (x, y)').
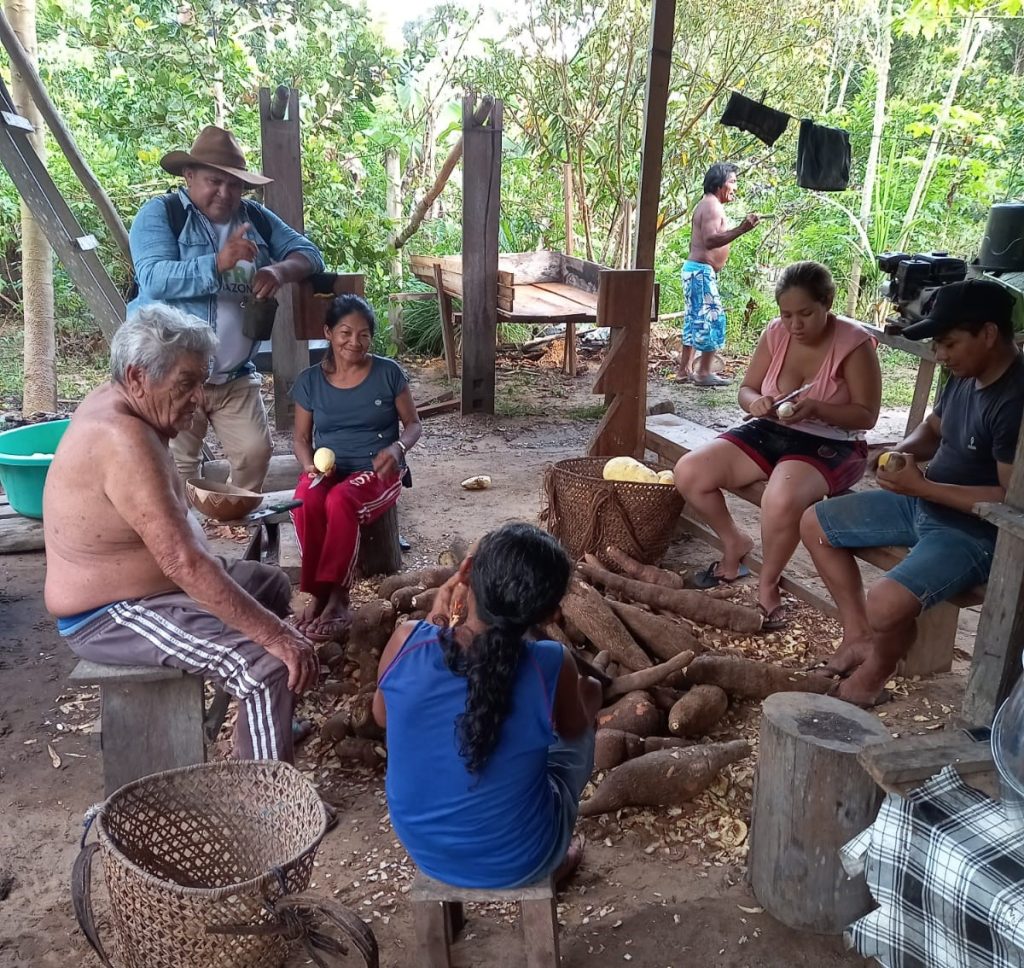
top-left (0, 419), bottom-right (70, 519)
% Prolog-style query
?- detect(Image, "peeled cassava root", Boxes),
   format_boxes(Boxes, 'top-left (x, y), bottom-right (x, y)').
top-left (604, 650), bottom-right (694, 700)
top-left (607, 600), bottom-right (701, 662)
top-left (594, 728), bottom-right (694, 770)
top-left (685, 654), bottom-right (833, 700)
top-left (597, 690), bottom-right (664, 736)
top-left (604, 546), bottom-right (686, 590)
top-left (561, 581), bottom-right (652, 671)
top-left (580, 740), bottom-right (752, 816)
top-left (668, 684), bottom-right (729, 737)
top-left (578, 558), bottom-right (762, 634)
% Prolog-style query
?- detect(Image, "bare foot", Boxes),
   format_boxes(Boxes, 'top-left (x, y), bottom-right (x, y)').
top-left (554, 835), bottom-right (585, 889)
top-left (307, 587), bottom-right (353, 643)
top-left (719, 533), bottom-right (755, 579)
top-left (831, 661), bottom-right (895, 708)
top-left (295, 596), bottom-right (326, 634)
top-left (809, 634), bottom-right (874, 679)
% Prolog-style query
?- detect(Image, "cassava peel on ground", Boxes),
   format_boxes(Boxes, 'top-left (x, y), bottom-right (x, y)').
top-left (378, 566), bottom-right (456, 602)
top-left (601, 547), bottom-right (687, 589)
top-left (668, 684), bottom-right (729, 737)
top-left (561, 581), bottom-right (652, 670)
top-left (596, 690), bottom-right (664, 736)
top-left (578, 559), bottom-right (762, 634)
top-left (607, 599), bottom-right (701, 662)
top-left (685, 654), bottom-right (834, 700)
top-left (604, 650), bottom-right (694, 700)
top-left (580, 740), bottom-right (752, 816)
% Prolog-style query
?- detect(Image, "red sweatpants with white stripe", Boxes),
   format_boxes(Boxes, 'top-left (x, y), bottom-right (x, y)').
top-left (292, 469), bottom-right (403, 596)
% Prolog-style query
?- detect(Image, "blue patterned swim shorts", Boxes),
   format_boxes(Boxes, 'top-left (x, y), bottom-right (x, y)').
top-left (681, 260), bottom-right (727, 353)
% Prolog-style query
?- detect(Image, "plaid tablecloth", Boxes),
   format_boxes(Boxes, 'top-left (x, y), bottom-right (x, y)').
top-left (841, 766), bottom-right (1024, 968)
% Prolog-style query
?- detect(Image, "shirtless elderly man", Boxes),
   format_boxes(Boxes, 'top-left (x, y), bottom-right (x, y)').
top-left (44, 303), bottom-right (317, 762)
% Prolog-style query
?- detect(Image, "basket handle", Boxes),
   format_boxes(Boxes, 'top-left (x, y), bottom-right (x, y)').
top-left (208, 891), bottom-right (379, 968)
top-left (71, 842), bottom-right (114, 968)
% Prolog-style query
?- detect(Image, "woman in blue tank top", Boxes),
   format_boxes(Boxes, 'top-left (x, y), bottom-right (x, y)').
top-left (372, 523), bottom-right (602, 889)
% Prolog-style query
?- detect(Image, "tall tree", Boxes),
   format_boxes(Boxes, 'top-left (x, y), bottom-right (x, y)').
top-left (5, 0), bottom-right (55, 413)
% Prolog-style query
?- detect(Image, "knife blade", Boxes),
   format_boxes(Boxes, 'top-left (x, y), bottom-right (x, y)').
top-left (742, 382), bottom-right (814, 422)
top-left (308, 472), bottom-right (325, 488)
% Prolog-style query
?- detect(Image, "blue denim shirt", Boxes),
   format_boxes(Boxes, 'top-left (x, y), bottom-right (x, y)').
top-left (127, 188), bottom-right (325, 378)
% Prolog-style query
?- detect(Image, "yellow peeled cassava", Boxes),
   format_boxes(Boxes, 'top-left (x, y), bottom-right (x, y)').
top-left (313, 447), bottom-right (336, 473)
top-left (602, 456), bottom-right (659, 484)
top-left (877, 451), bottom-right (907, 472)
top-left (657, 470), bottom-right (675, 486)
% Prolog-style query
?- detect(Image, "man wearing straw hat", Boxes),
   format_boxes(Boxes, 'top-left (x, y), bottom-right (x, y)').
top-left (128, 125), bottom-right (324, 491)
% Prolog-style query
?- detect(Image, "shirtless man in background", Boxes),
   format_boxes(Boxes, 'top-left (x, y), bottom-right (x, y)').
top-left (44, 303), bottom-right (317, 763)
top-left (677, 163), bottom-right (760, 387)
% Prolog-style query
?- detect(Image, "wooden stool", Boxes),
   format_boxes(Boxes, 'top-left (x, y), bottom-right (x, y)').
top-left (749, 692), bottom-right (891, 934)
top-left (70, 661), bottom-right (206, 795)
top-left (409, 871), bottom-right (559, 968)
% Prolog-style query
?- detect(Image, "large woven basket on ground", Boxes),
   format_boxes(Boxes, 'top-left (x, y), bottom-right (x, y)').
top-left (72, 760), bottom-right (378, 968)
top-left (543, 456), bottom-right (684, 566)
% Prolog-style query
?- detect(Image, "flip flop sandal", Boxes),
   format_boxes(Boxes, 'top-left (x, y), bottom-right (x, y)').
top-left (758, 604), bottom-right (788, 632)
top-left (805, 659), bottom-right (848, 678)
top-left (692, 561), bottom-right (751, 589)
top-left (306, 617), bottom-right (351, 643)
top-left (292, 718), bottom-right (315, 745)
top-left (555, 834), bottom-right (586, 890)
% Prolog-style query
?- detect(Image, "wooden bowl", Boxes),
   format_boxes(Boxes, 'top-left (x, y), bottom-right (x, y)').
top-left (186, 478), bottom-right (263, 521)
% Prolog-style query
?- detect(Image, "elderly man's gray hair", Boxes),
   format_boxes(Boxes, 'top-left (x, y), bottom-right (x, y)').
top-left (110, 304), bottom-right (217, 384)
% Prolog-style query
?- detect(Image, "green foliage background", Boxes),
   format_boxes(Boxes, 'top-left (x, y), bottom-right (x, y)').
top-left (0, 0), bottom-right (1022, 396)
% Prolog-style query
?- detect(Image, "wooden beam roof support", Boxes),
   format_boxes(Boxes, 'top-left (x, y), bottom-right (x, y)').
top-left (963, 415), bottom-right (1024, 725)
top-left (0, 8), bottom-right (130, 262)
top-left (633, 0), bottom-right (675, 271)
top-left (460, 94), bottom-right (502, 416)
top-left (258, 86), bottom-right (310, 431)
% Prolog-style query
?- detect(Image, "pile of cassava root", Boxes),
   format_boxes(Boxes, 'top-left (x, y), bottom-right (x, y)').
top-left (317, 539), bottom-right (833, 817)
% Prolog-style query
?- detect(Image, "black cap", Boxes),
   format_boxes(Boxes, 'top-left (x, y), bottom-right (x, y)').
top-left (902, 278), bottom-right (1015, 340)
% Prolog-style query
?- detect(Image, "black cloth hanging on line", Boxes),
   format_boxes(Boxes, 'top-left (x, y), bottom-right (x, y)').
top-left (719, 91), bottom-right (790, 147)
top-left (796, 118), bottom-right (851, 191)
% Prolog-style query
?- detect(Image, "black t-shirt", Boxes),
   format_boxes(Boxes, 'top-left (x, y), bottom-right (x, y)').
top-left (923, 353), bottom-right (1024, 533)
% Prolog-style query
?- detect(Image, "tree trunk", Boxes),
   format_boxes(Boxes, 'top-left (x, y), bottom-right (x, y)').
top-left (845, 0), bottom-right (890, 317)
top-left (898, 16), bottom-right (983, 246)
top-left (385, 148), bottom-right (402, 286)
top-left (5, 0), bottom-right (55, 415)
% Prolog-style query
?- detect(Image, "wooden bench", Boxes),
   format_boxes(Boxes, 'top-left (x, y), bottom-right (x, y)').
top-left (858, 731), bottom-right (997, 797)
top-left (69, 661), bottom-right (207, 796)
top-left (645, 413), bottom-right (986, 676)
top-left (409, 871), bottom-right (559, 968)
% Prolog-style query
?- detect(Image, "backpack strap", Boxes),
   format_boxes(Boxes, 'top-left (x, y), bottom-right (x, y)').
top-left (162, 191), bottom-right (189, 238)
top-left (241, 199), bottom-right (273, 245)
top-left (162, 193), bottom-right (272, 244)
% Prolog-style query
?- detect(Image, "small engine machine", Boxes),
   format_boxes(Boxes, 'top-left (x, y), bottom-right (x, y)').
top-left (876, 251), bottom-right (967, 327)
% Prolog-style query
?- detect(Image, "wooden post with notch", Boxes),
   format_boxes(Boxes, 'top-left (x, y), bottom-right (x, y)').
top-left (963, 416), bottom-right (1024, 724)
top-left (633, 0), bottom-right (675, 271)
top-left (259, 85), bottom-right (309, 431)
top-left (432, 263), bottom-right (459, 378)
top-left (460, 95), bottom-right (501, 415)
top-left (588, 269), bottom-right (653, 458)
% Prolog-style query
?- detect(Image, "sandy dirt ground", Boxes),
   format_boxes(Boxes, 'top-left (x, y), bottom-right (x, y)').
top-left (0, 353), bottom-right (974, 968)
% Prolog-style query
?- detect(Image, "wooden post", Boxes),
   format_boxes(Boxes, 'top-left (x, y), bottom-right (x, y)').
top-left (386, 148), bottom-right (403, 286)
top-left (588, 269), bottom-right (653, 458)
top-left (563, 162), bottom-right (574, 257)
top-left (904, 358), bottom-right (936, 437)
top-left (749, 693), bottom-right (891, 934)
top-left (963, 417), bottom-right (1024, 724)
top-left (0, 9), bottom-right (131, 262)
top-left (633, 0), bottom-right (675, 270)
top-left (460, 95), bottom-right (501, 416)
top-left (259, 87), bottom-right (309, 432)
top-left (433, 262), bottom-right (458, 378)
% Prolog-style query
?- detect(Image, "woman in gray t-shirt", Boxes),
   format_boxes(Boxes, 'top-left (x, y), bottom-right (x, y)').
top-left (291, 295), bottom-right (422, 641)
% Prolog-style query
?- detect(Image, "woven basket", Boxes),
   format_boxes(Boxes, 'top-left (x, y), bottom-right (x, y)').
top-left (72, 761), bottom-right (377, 968)
top-left (543, 457), bottom-right (684, 566)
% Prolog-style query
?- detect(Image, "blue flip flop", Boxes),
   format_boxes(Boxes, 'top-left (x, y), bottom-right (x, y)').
top-left (692, 561), bottom-right (751, 589)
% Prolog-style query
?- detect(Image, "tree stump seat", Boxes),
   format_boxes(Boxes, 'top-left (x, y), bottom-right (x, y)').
top-left (409, 870), bottom-right (559, 968)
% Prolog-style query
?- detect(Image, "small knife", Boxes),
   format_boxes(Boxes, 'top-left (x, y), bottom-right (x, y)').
top-left (742, 382), bottom-right (814, 422)
top-left (308, 472), bottom-right (326, 488)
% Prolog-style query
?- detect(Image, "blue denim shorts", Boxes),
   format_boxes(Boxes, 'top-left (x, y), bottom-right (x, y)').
top-left (814, 491), bottom-right (994, 609)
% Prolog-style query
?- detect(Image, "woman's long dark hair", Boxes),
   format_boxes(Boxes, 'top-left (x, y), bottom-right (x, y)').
top-left (322, 294), bottom-right (376, 373)
top-left (441, 523), bottom-right (572, 775)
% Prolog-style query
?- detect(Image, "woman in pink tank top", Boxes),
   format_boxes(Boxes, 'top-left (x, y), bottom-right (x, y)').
top-left (673, 262), bottom-right (881, 630)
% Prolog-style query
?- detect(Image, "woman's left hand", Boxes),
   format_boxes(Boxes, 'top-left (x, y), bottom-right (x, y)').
top-left (372, 444), bottom-right (402, 481)
top-left (778, 397), bottom-right (818, 422)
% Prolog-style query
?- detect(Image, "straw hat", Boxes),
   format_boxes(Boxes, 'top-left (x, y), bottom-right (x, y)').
top-left (160, 126), bottom-right (272, 186)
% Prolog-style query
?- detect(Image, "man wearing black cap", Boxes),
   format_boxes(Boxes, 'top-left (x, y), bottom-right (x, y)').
top-left (799, 279), bottom-right (1023, 707)
top-left (128, 125), bottom-right (324, 491)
